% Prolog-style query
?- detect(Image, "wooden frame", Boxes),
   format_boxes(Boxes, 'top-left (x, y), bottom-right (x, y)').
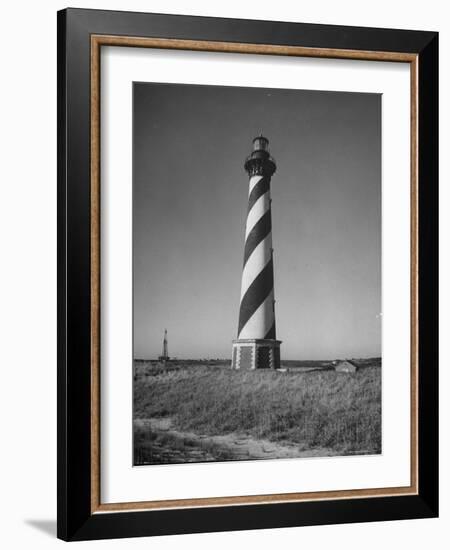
top-left (58, 8), bottom-right (438, 541)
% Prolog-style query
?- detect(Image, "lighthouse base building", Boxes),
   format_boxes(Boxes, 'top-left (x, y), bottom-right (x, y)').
top-left (231, 338), bottom-right (281, 370)
top-left (231, 135), bottom-right (281, 370)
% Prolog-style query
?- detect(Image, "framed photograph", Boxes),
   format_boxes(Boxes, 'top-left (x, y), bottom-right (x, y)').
top-left (57, 8), bottom-right (438, 541)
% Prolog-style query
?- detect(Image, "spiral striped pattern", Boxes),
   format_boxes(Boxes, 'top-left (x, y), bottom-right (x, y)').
top-left (238, 174), bottom-right (276, 340)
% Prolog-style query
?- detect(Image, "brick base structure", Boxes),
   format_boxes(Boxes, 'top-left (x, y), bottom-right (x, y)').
top-left (231, 339), bottom-right (281, 370)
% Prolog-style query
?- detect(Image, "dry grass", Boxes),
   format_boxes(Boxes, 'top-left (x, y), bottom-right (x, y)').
top-left (134, 426), bottom-right (236, 464)
top-left (134, 361), bottom-right (381, 456)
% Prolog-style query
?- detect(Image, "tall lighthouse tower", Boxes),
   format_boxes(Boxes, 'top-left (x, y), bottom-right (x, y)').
top-left (231, 136), bottom-right (281, 370)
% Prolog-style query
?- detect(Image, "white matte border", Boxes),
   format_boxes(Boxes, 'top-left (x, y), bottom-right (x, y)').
top-left (100, 46), bottom-right (411, 504)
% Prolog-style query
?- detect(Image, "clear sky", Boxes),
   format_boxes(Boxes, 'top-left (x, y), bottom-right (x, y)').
top-left (133, 82), bottom-right (381, 360)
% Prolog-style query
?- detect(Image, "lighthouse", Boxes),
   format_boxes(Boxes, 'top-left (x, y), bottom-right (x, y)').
top-left (158, 329), bottom-right (169, 362)
top-left (231, 136), bottom-right (281, 370)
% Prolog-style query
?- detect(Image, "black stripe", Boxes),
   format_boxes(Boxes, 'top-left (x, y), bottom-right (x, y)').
top-left (238, 258), bottom-right (274, 336)
top-left (243, 209), bottom-right (271, 267)
top-left (247, 177), bottom-right (270, 214)
top-left (264, 321), bottom-right (276, 339)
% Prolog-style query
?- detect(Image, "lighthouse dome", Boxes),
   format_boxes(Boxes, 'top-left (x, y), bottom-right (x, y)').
top-left (252, 135), bottom-right (270, 152)
top-left (244, 135), bottom-right (276, 177)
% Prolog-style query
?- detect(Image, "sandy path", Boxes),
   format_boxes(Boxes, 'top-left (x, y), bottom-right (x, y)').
top-left (135, 417), bottom-right (336, 460)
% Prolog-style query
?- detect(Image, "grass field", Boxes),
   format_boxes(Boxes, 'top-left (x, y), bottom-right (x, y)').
top-left (133, 359), bottom-right (381, 465)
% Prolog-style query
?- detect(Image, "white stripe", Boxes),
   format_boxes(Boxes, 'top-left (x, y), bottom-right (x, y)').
top-left (245, 190), bottom-right (270, 240)
top-left (238, 290), bottom-right (275, 339)
top-left (248, 174), bottom-right (263, 196)
top-left (240, 233), bottom-right (272, 299)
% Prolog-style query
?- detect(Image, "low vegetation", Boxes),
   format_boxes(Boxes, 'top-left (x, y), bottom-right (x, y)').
top-left (134, 360), bottom-right (381, 461)
top-left (134, 426), bottom-right (236, 465)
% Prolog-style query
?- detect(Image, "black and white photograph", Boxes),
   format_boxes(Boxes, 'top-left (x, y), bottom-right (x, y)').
top-left (132, 81), bottom-right (382, 466)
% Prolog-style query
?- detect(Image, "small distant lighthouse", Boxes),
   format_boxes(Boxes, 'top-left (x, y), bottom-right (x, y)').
top-left (231, 136), bottom-right (281, 370)
top-left (158, 329), bottom-right (170, 362)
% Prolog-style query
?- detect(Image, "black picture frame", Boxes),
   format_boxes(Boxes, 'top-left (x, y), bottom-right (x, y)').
top-left (57, 7), bottom-right (438, 541)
